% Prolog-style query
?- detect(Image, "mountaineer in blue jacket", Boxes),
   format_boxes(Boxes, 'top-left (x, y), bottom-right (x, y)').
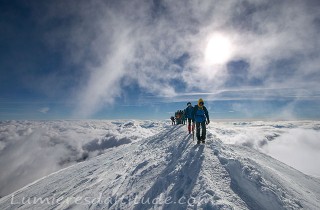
top-left (184, 102), bottom-right (194, 134)
top-left (193, 98), bottom-right (210, 144)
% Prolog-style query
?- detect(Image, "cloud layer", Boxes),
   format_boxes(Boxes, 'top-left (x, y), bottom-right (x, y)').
top-left (1, 120), bottom-right (319, 198)
top-left (0, 120), bottom-right (165, 197)
top-left (208, 120), bottom-right (320, 177)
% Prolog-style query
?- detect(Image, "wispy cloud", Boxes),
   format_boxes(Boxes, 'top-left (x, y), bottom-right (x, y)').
top-left (26, 0), bottom-right (320, 118)
top-left (38, 107), bottom-right (50, 114)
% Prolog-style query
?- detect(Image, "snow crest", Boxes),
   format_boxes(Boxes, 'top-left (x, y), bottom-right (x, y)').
top-left (0, 120), bottom-right (166, 197)
top-left (1, 124), bottom-right (319, 209)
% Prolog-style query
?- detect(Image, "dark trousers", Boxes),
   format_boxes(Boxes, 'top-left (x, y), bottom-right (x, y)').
top-left (196, 121), bottom-right (206, 141)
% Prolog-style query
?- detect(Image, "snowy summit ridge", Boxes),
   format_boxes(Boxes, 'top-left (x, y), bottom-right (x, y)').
top-left (0, 123), bottom-right (320, 209)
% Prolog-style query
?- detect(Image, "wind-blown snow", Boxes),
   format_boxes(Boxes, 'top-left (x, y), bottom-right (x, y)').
top-left (0, 120), bottom-right (320, 209)
top-left (0, 120), bottom-right (167, 197)
top-left (207, 121), bottom-right (320, 177)
top-left (0, 124), bottom-right (319, 209)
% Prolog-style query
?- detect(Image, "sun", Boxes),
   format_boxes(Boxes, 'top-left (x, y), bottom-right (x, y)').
top-left (205, 34), bottom-right (232, 65)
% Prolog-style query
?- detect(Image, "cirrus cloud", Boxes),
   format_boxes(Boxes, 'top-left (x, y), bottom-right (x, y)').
top-left (24, 0), bottom-right (320, 118)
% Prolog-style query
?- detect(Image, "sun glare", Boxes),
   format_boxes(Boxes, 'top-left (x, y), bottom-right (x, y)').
top-left (205, 34), bottom-right (232, 65)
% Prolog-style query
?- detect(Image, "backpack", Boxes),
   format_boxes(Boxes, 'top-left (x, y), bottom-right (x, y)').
top-left (194, 105), bottom-right (206, 123)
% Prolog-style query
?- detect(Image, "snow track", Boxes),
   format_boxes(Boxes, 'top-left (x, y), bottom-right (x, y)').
top-left (0, 125), bottom-right (319, 209)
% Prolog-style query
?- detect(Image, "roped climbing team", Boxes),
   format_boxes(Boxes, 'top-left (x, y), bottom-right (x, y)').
top-left (171, 98), bottom-right (210, 144)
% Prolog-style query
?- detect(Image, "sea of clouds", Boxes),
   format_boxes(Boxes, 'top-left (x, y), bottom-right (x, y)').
top-left (0, 120), bottom-right (319, 198)
top-left (0, 120), bottom-right (167, 197)
top-left (208, 121), bottom-right (320, 178)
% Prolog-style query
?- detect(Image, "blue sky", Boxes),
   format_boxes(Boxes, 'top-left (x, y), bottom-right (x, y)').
top-left (0, 0), bottom-right (320, 120)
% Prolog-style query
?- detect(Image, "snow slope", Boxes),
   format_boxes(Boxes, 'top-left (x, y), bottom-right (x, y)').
top-left (207, 121), bottom-right (320, 178)
top-left (0, 120), bottom-right (166, 197)
top-left (0, 124), bottom-right (319, 209)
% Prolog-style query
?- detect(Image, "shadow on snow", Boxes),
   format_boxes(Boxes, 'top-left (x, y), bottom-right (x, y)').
top-left (134, 127), bottom-right (204, 210)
